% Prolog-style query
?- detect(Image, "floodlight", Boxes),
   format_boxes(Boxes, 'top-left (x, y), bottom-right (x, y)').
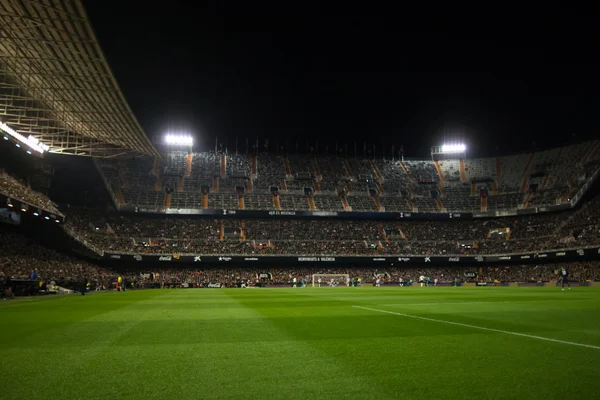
top-left (0, 122), bottom-right (48, 153)
top-left (165, 135), bottom-right (193, 146)
top-left (441, 144), bottom-right (466, 153)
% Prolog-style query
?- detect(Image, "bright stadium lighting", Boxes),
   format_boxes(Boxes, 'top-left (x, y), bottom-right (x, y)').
top-left (165, 135), bottom-right (193, 146)
top-left (441, 144), bottom-right (466, 153)
top-left (0, 122), bottom-right (48, 153)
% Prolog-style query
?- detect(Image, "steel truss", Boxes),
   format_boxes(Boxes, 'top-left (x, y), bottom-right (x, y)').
top-left (0, 0), bottom-right (160, 158)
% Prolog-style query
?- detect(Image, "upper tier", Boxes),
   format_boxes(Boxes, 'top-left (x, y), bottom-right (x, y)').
top-left (96, 140), bottom-right (600, 214)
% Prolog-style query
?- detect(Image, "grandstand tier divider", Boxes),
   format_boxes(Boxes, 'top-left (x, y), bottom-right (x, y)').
top-left (273, 195), bottom-right (281, 210)
top-left (371, 160), bottom-right (384, 181)
top-left (185, 154), bottom-right (192, 177)
top-left (313, 157), bottom-right (322, 180)
top-left (520, 177), bottom-right (529, 194)
top-left (241, 220), bottom-right (247, 240)
top-left (313, 179), bottom-right (320, 193)
top-left (401, 162), bottom-right (413, 182)
top-left (251, 155), bottom-right (257, 179)
top-left (459, 160), bottom-right (467, 181)
top-left (280, 180), bottom-right (287, 191)
top-left (436, 183), bottom-right (444, 198)
top-left (522, 192), bottom-right (533, 209)
top-left (308, 196), bottom-right (316, 210)
top-left (379, 223), bottom-right (390, 243)
top-left (341, 197), bottom-right (351, 211)
top-left (434, 161), bottom-right (446, 182)
top-left (220, 155), bottom-right (227, 178)
top-left (343, 159), bottom-right (354, 177)
top-left (374, 196), bottom-right (383, 211)
top-left (283, 157), bottom-right (293, 179)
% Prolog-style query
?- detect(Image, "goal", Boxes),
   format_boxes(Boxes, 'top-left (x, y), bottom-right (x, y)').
top-left (312, 274), bottom-right (350, 287)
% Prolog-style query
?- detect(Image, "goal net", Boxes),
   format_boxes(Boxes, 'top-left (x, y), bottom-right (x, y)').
top-left (312, 274), bottom-right (349, 287)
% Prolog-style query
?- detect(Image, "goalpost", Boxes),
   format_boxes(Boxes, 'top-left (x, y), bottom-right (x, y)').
top-left (312, 274), bottom-right (350, 287)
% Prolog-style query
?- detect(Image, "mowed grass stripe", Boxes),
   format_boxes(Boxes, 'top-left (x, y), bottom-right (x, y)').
top-left (352, 305), bottom-right (600, 350)
top-left (2, 287), bottom-right (600, 400)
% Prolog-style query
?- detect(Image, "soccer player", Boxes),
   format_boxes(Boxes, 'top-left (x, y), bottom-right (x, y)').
top-left (318, 277), bottom-right (322, 287)
top-left (399, 277), bottom-right (404, 287)
top-left (434, 278), bottom-right (438, 286)
top-left (419, 275), bottom-right (425, 287)
top-left (376, 277), bottom-right (381, 287)
top-left (560, 267), bottom-right (570, 290)
top-left (292, 277), bottom-right (297, 288)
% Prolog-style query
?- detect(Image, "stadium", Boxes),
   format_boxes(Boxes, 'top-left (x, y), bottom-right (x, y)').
top-left (1, 2), bottom-right (599, 399)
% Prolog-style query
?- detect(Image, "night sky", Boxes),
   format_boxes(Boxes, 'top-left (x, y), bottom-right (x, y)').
top-left (82, 3), bottom-right (598, 159)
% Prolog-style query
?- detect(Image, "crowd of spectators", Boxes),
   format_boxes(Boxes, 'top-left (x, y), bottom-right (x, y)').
top-left (95, 141), bottom-right (600, 212)
top-left (0, 228), bottom-right (112, 286)
top-left (0, 171), bottom-right (62, 215)
top-left (61, 202), bottom-right (600, 256)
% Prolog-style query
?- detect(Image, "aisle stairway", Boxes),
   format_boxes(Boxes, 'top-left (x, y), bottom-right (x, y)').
top-left (185, 154), bottom-right (192, 177)
top-left (434, 161), bottom-right (446, 182)
top-left (459, 160), bottom-right (467, 181)
top-left (273, 195), bottom-right (281, 210)
top-left (220, 155), bottom-right (227, 178)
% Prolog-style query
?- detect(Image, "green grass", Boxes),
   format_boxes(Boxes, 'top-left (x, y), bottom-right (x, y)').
top-left (1, 286), bottom-right (600, 400)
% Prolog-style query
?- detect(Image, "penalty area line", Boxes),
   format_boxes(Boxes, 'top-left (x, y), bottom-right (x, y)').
top-left (352, 305), bottom-right (600, 350)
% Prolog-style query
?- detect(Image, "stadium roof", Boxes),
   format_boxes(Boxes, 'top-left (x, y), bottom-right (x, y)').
top-left (0, 0), bottom-right (160, 158)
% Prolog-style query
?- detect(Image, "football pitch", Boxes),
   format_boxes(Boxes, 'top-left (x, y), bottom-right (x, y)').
top-left (1, 286), bottom-right (600, 400)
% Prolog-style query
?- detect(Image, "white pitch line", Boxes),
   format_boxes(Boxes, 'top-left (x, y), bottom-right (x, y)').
top-left (352, 305), bottom-right (600, 350)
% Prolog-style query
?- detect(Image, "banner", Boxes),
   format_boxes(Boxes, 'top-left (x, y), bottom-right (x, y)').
top-left (103, 247), bottom-right (600, 265)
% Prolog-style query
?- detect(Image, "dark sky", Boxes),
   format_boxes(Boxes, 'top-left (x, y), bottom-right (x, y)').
top-left (82, 3), bottom-right (598, 158)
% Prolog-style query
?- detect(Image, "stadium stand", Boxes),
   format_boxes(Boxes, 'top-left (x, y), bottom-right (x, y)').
top-left (59, 191), bottom-right (600, 257)
top-left (2, 220), bottom-right (600, 287)
top-left (0, 171), bottom-right (62, 216)
top-left (97, 141), bottom-right (600, 213)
